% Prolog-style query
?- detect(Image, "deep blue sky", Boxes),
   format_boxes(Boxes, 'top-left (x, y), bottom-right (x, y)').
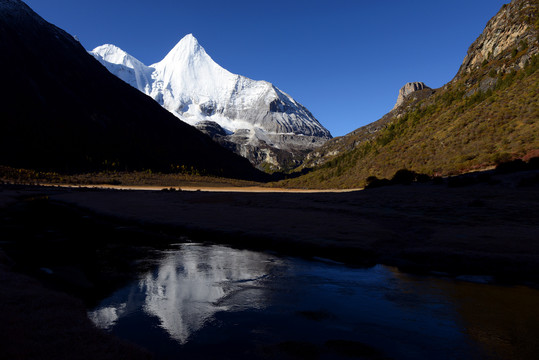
top-left (25, 0), bottom-right (508, 137)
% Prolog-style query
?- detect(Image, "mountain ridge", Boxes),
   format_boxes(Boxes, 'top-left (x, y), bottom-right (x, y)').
top-left (0, 0), bottom-right (265, 181)
top-left (279, 0), bottom-right (538, 188)
top-left (91, 35), bottom-right (332, 170)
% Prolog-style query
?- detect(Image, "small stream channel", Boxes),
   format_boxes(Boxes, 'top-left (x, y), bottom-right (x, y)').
top-left (89, 243), bottom-right (539, 360)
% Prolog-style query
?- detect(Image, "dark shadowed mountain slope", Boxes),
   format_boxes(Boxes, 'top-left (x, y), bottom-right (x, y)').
top-left (281, 0), bottom-right (538, 189)
top-left (0, 0), bottom-right (265, 180)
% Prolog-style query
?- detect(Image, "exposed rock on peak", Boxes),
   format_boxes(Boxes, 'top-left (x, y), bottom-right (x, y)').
top-left (286, 0), bottom-right (539, 188)
top-left (393, 82), bottom-right (431, 110)
top-left (195, 121), bottom-right (229, 138)
top-left (90, 34), bottom-right (331, 170)
top-left (455, 0), bottom-right (539, 80)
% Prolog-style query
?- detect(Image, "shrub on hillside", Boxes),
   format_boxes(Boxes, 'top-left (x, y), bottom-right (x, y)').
top-left (364, 176), bottom-right (391, 189)
top-left (495, 159), bottom-right (528, 173)
top-left (365, 169), bottom-right (433, 189)
top-left (390, 169), bottom-right (418, 185)
top-left (415, 173), bottom-right (431, 183)
top-left (527, 157), bottom-right (539, 170)
top-left (492, 152), bottom-right (513, 165)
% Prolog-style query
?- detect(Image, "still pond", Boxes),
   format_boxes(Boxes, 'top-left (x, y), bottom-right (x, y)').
top-left (89, 243), bottom-right (539, 359)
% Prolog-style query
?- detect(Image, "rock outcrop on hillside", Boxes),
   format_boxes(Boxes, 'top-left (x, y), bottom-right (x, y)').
top-left (303, 84), bottom-right (435, 168)
top-left (286, 0), bottom-right (539, 188)
top-left (456, 0), bottom-right (539, 80)
top-left (392, 82), bottom-right (431, 110)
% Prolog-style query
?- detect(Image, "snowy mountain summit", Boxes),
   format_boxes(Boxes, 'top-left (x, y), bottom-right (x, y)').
top-left (91, 34), bottom-right (331, 169)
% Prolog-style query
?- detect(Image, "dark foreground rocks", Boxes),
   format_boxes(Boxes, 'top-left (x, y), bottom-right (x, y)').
top-left (0, 255), bottom-right (151, 360)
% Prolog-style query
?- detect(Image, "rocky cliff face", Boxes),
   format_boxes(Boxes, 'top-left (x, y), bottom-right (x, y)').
top-left (303, 85), bottom-right (434, 168)
top-left (456, 0), bottom-right (539, 80)
top-left (194, 121), bottom-right (311, 171)
top-left (392, 82), bottom-right (431, 110)
top-left (294, 0), bottom-right (539, 184)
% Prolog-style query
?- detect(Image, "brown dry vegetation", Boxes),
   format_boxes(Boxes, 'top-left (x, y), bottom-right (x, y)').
top-left (0, 166), bottom-right (262, 188)
top-left (276, 53), bottom-right (539, 189)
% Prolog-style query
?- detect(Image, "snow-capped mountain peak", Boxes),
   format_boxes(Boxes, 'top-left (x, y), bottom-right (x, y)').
top-left (93, 44), bottom-right (145, 69)
top-left (90, 34), bottom-right (331, 169)
top-left (158, 33), bottom-right (205, 64)
top-left (150, 35), bottom-right (237, 110)
top-left (92, 44), bottom-right (153, 91)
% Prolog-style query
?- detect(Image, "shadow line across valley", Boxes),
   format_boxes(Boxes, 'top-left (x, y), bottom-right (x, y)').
top-left (0, 168), bottom-right (538, 359)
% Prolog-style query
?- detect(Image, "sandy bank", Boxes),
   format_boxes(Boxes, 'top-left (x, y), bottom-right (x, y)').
top-left (40, 183), bottom-right (360, 193)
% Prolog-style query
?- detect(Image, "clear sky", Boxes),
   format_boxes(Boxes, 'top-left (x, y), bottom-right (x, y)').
top-left (25, 0), bottom-right (508, 137)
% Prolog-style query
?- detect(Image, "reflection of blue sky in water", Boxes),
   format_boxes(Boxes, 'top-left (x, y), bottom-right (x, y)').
top-left (89, 244), bottom-right (539, 359)
top-left (89, 244), bottom-right (277, 344)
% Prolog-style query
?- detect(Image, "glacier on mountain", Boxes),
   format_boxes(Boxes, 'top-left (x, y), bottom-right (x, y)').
top-left (91, 34), bottom-right (331, 169)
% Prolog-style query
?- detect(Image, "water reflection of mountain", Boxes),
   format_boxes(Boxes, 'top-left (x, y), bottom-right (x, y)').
top-left (88, 247), bottom-right (539, 359)
top-left (89, 244), bottom-right (278, 344)
top-left (88, 303), bottom-right (127, 330)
